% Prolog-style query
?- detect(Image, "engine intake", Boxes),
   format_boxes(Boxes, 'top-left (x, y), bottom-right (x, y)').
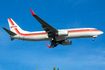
top-left (61, 40), bottom-right (72, 45)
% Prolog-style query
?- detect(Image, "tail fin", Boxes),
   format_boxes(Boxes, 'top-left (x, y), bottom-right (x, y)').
top-left (8, 18), bottom-right (24, 34)
top-left (3, 18), bottom-right (25, 41)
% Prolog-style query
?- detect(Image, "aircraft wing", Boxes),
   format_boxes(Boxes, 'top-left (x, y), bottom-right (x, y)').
top-left (47, 41), bottom-right (59, 48)
top-left (30, 9), bottom-right (58, 37)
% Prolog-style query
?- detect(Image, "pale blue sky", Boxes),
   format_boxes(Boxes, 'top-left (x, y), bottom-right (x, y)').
top-left (0, 0), bottom-right (105, 70)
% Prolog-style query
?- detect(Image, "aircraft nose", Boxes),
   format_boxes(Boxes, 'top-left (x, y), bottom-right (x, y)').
top-left (100, 31), bottom-right (103, 35)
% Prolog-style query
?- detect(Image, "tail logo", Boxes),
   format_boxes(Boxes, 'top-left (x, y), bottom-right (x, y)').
top-left (11, 26), bottom-right (17, 28)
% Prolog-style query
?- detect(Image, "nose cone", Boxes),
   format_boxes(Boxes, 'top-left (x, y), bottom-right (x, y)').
top-left (99, 31), bottom-right (103, 35)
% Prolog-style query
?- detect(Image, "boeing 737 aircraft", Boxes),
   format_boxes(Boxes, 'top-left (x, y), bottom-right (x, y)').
top-left (3, 9), bottom-right (103, 48)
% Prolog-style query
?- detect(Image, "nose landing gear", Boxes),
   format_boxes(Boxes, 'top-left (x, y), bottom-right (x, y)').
top-left (92, 35), bottom-right (97, 41)
top-left (92, 38), bottom-right (94, 41)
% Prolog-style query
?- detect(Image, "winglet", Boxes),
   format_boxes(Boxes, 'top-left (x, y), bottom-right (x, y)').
top-left (46, 43), bottom-right (50, 48)
top-left (30, 9), bottom-right (36, 16)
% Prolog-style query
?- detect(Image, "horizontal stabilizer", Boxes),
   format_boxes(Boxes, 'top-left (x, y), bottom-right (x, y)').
top-left (2, 27), bottom-right (17, 36)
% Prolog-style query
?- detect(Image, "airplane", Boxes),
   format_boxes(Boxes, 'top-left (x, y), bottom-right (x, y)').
top-left (3, 9), bottom-right (103, 48)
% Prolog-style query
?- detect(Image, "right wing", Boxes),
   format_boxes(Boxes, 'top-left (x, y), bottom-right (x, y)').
top-left (30, 9), bottom-right (58, 38)
top-left (47, 41), bottom-right (59, 48)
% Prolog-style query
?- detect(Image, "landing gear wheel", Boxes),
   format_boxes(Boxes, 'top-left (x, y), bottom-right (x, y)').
top-left (92, 38), bottom-right (94, 41)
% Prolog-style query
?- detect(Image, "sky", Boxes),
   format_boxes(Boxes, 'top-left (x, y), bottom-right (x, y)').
top-left (0, 0), bottom-right (105, 70)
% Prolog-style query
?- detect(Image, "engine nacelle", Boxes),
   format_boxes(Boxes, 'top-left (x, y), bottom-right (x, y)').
top-left (61, 40), bottom-right (72, 45)
top-left (58, 30), bottom-right (68, 36)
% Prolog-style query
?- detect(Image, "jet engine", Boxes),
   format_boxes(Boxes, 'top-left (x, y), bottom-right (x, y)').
top-left (61, 40), bottom-right (72, 45)
top-left (58, 30), bottom-right (68, 36)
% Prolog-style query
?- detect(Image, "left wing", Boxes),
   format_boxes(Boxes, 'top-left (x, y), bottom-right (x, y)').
top-left (30, 9), bottom-right (58, 38)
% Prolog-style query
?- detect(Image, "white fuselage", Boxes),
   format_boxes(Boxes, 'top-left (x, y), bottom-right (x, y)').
top-left (4, 14), bottom-right (103, 48)
top-left (11, 28), bottom-right (103, 41)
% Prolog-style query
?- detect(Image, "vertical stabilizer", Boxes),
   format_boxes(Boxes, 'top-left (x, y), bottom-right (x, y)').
top-left (8, 18), bottom-right (24, 34)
